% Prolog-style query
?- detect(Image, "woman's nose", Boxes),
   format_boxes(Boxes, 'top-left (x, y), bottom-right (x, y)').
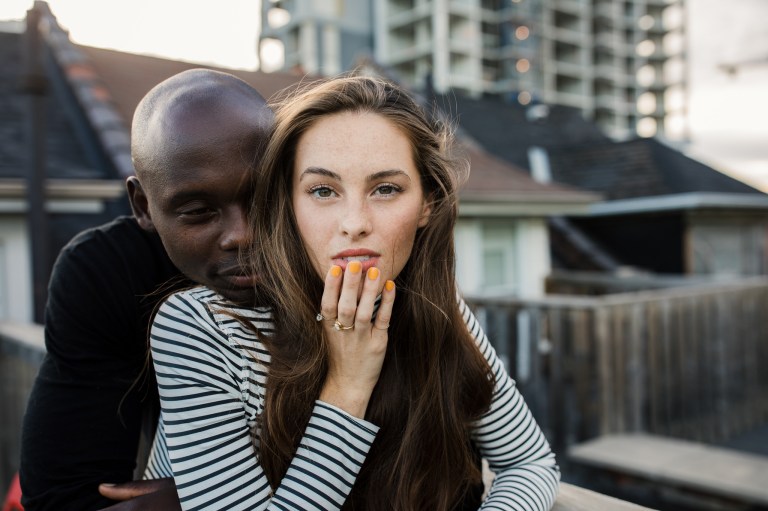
top-left (339, 200), bottom-right (372, 239)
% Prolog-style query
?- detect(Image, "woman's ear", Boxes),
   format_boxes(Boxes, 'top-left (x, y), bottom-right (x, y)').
top-left (418, 195), bottom-right (433, 228)
top-left (126, 176), bottom-right (156, 232)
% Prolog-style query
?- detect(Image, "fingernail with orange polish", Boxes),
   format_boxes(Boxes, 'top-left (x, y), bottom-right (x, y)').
top-left (367, 267), bottom-right (380, 280)
top-left (348, 261), bottom-right (362, 274)
top-left (385, 280), bottom-right (395, 291)
top-left (330, 265), bottom-right (342, 278)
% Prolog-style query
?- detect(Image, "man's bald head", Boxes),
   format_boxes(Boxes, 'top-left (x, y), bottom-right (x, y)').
top-left (127, 69), bottom-right (274, 303)
top-left (131, 68), bottom-right (273, 192)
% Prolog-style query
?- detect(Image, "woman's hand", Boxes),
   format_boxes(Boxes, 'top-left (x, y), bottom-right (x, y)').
top-left (317, 261), bottom-right (395, 418)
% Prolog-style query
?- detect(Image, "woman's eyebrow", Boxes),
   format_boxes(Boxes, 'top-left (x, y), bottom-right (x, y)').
top-left (367, 169), bottom-right (411, 182)
top-left (298, 167), bottom-right (341, 181)
top-left (299, 168), bottom-right (412, 183)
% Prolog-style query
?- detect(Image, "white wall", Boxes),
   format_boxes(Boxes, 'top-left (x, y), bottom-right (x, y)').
top-left (455, 217), bottom-right (550, 299)
top-left (0, 216), bottom-right (33, 322)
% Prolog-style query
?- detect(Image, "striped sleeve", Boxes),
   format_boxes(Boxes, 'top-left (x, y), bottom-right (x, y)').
top-left (459, 298), bottom-right (561, 511)
top-left (150, 290), bottom-right (378, 511)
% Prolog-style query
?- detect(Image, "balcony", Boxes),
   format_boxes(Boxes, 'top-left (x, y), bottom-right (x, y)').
top-left (5, 274), bottom-right (768, 508)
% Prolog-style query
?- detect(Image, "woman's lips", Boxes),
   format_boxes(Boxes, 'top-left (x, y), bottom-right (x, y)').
top-left (332, 252), bottom-right (381, 273)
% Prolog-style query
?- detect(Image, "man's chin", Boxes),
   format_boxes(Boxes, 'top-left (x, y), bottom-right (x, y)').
top-left (215, 286), bottom-right (256, 305)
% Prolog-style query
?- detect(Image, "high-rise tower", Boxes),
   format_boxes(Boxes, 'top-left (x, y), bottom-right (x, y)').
top-left (260, 0), bottom-right (687, 141)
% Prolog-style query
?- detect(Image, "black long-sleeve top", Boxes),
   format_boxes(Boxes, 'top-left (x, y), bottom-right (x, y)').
top-left (19, 216), bottom-right (185, 511)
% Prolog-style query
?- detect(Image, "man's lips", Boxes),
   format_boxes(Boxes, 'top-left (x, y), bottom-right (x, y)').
top-left (224, 274), bottom-right (258, 288)
top-left (219, 266), bottom-right (257, 288)
top-left (332, 249), bottom-right (381, 272)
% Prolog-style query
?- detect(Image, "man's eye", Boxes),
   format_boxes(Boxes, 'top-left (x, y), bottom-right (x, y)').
top-left (178, 207), bottom-right (215, 220)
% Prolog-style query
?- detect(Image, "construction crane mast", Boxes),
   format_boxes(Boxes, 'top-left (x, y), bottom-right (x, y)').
top-left (718, 56), bottom-right (768, 76)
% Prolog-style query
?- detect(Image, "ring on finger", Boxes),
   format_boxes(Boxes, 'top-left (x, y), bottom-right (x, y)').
top-left (333, 319), bottom-right (355, 331)
top-left (316, 312), bottom-right (336, 322)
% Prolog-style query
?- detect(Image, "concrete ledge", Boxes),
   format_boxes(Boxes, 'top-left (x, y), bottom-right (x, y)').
top-left (0, 321), bottom-right (45, 364)
top-left (483, 460), bottom-right (655, 509)
top-left (569, 433), bottom-right (768, 506)
top-left (554, 482), bottom-right (655, 510)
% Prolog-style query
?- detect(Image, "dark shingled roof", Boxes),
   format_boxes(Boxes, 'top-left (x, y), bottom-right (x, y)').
top-left (80, 45), bottom-right (304, 136)
top-left (433, 92), bottom-right (610, 171)
top-left (5, 2), bottom-right (598, 216)
top-left (458, 140), bottom-right (595, 203)
top-left (434, 90), bottom-right (766, 202)
top-left (547, 138), bottom-right (764, 201)
top-left (0, 30), bottom-right (104, 180)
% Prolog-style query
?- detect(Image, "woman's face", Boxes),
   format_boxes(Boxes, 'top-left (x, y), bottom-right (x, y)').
top-left (292, 111), bottom-right (431, 283)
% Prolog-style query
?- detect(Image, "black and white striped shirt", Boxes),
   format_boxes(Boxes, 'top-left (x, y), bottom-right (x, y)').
top-left (145, 287), bottom-right (559, 510)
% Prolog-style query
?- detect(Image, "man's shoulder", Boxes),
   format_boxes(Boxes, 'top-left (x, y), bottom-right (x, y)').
top-left (50, 215), bottom-right (181, 293)
top-left (62, 216), bottom-right (155, 254)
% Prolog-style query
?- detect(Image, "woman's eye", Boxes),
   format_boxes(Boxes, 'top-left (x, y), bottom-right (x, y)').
top-left (310, 186), bottom-right (335, 198)
top-left (375, 184), bottom-right (400, 196)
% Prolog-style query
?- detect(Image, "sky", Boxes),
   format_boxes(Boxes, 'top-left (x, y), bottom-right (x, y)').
top-left (1, 0), bottom-right (767, 191)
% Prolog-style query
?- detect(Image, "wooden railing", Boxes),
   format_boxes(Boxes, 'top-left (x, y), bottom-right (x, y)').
top-left (467, 276), bottom-right (768, 458)
top-left (0, 322), bottom-right (44, 494)
top-left (6, 275), bottom-right (768, 506)
top-left (0, 321), bottom-right (657, 509)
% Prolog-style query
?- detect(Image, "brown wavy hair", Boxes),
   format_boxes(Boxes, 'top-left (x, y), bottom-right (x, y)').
top-left (247, 75), bottom-right (495, 510)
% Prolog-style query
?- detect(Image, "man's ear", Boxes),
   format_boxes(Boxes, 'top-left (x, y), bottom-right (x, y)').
top-left (126, 176), bottom-right (155, 231)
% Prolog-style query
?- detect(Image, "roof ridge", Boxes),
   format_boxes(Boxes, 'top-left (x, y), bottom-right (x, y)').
top-left (36, 1), bottom-right (133, 179)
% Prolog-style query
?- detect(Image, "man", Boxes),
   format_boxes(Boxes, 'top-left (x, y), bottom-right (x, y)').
top-left (19, 68), bottom-right (274, 510)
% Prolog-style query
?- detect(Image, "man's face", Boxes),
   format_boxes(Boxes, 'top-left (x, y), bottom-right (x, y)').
top-left (130, 102), bottom-right (261, 304)
top-left (143, 157), bottom-right (256, 304)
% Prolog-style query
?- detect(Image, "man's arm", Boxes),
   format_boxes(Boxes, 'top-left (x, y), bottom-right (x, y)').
top-left (19, 219), bottom-right (180, 511)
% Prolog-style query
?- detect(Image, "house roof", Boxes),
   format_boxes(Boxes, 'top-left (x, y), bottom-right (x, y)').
top-left (0, 29), bottom-right (103, 181)
top-left (547, 137), bottom-right (765, 201)
top-left (32, 2), bottom-right (598, 217)
top-left (436, 90), bottom-right (768, 214)
top-left (80, 46), bottom-right (304, 136)
top-left (433, 92), bottom-right (610, 171)
top-left (457, 139), bottom-right (599, 216)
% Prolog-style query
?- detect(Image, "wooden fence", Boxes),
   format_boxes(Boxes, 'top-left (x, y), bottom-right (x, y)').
top-left (468, 276), bottom-right (768, 458)
top-left (0, 322), bottom-right (44, 494)
top-left (3, 275), bottom-right (768, 503)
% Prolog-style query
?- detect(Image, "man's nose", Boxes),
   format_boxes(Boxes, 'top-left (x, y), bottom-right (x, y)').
top-left (220, 207), bottom-right (248, 250)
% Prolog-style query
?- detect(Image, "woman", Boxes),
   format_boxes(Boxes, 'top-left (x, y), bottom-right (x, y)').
top-left (145, 75), bottom-right (559, 510)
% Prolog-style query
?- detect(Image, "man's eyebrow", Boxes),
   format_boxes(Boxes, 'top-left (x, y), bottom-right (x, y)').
top-left (166, 189), bottom-right (214, 206)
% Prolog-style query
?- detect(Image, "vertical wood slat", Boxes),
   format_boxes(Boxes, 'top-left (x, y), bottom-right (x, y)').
top-left (612, 305), bottom-right (626, 433)
top-left (595, 306), bottom-right (613, 436)
top-left (628, 302), bottom-right (645, 433)
top-left (700, 294), bottom-right (715, 441)
top-left (1, 335), bottom-right (44, 494)
top-left (645, 300), bottom-right (661, 435)
top-left (659, 299), bottom-right (674, 437)
top-left (714, 292), bottom-right (730, 440)
top-left (570, 308), bottom-right (594, 441)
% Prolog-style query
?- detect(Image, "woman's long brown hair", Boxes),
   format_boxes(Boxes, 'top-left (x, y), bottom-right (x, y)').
top-left (246, 75), bottom-right (495, 510)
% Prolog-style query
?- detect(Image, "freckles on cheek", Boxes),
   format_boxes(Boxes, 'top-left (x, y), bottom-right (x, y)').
top-left (389, 214), bottom-right (423, 267)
